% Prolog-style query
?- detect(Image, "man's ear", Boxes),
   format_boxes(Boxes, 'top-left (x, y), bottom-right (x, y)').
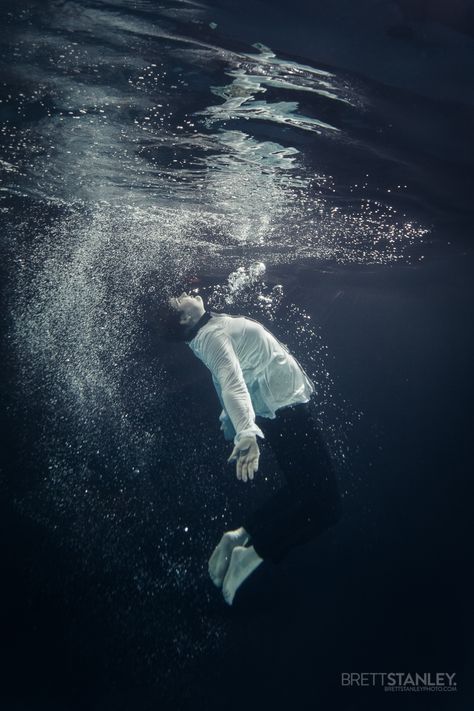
top-left (180, 314), bottom-right (191, 325)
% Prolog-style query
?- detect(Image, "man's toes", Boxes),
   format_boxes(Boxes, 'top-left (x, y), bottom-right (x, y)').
top-left (222, 580), bottom-right (234, 605)
top-left (209, 564), bottom-right (223, 587)
top-left (223, 592), bottom-right (233, 606)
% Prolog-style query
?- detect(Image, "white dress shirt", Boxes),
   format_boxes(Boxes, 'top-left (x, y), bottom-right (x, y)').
top-left (187, 311), bottom-right (315, 445)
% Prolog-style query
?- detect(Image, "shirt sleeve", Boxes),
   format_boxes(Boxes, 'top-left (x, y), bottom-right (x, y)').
top-left (197, 328), bottom-right (265, 445)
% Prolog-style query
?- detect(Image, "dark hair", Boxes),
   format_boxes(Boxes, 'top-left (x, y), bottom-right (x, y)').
top-left (157, 305), bottom-right (185, 342)
top-left (156, 302), bottom-right (195, 342)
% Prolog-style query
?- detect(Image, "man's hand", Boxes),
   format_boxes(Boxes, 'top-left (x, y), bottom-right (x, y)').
top-left (227, 435), bottom-right (260, 482)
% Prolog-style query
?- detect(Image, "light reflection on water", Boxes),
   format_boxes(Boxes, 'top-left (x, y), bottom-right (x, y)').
top-left (2, 0), bottom-right (426, 259)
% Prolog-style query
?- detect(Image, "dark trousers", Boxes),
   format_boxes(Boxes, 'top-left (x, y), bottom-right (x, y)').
top-left (242, 401), bottom-right (342, 563)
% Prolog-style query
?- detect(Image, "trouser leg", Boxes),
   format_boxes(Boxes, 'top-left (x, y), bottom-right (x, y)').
top-left (242, 402), bottom-right (342, 563)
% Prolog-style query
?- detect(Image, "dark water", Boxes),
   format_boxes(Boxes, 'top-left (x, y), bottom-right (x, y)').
top-left (1, 1), bottom-right (473, 709)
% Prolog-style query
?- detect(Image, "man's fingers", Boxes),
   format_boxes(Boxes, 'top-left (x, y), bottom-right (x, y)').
top-left (231, 441), bottom-right (261, 482)
top-left (248, 457), bottom-right (259, 480)
top-left (242, 457), bottom-right (257, 483)
top-left (248, 459), bottom-right (255, 480)
top-left (237, 456), bottom-right (248, 482)
top-left (235, 455), bottom-right (259, 482)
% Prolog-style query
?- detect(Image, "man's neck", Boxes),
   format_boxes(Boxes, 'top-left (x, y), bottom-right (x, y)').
top-left (185, 310), bottom-right (212, 342)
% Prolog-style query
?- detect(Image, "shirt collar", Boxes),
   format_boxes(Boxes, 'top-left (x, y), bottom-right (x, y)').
top-left (184, 310), bottom-right (212, 343)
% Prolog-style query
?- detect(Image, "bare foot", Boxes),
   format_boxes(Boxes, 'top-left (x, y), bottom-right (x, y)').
top-left (222, 545), bottom-right (263, 605)
top-left (208, 528), bottom-right (249, 588)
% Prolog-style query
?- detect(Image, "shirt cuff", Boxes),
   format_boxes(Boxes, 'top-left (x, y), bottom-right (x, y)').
top-left (234, 425), bottom-right (265, 445)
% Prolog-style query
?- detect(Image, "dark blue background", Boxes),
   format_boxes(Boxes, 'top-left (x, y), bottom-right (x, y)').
top-left (1, 1), bottom-right (473, 709)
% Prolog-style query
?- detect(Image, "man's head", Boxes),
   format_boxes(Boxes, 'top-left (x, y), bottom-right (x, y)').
top-left (161, 290), bottom-right (206, 341)
top-left (169, 291), bottom-right (205, 326)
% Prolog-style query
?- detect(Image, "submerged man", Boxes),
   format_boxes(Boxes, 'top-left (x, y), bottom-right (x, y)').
top-left (167, 290), bottom-right (341, 605)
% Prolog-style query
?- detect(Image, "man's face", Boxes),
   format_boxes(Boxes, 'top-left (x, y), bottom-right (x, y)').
top-left (169, 291), bottom-right (204, 325)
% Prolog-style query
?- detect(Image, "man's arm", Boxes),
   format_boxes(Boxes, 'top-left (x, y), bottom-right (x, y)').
top-left (198, 329), bottom-right (264, 481)
top-left (200, 329), bottom-right (264, 444)
top-left (213, 381), bottom-right (236, 442)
